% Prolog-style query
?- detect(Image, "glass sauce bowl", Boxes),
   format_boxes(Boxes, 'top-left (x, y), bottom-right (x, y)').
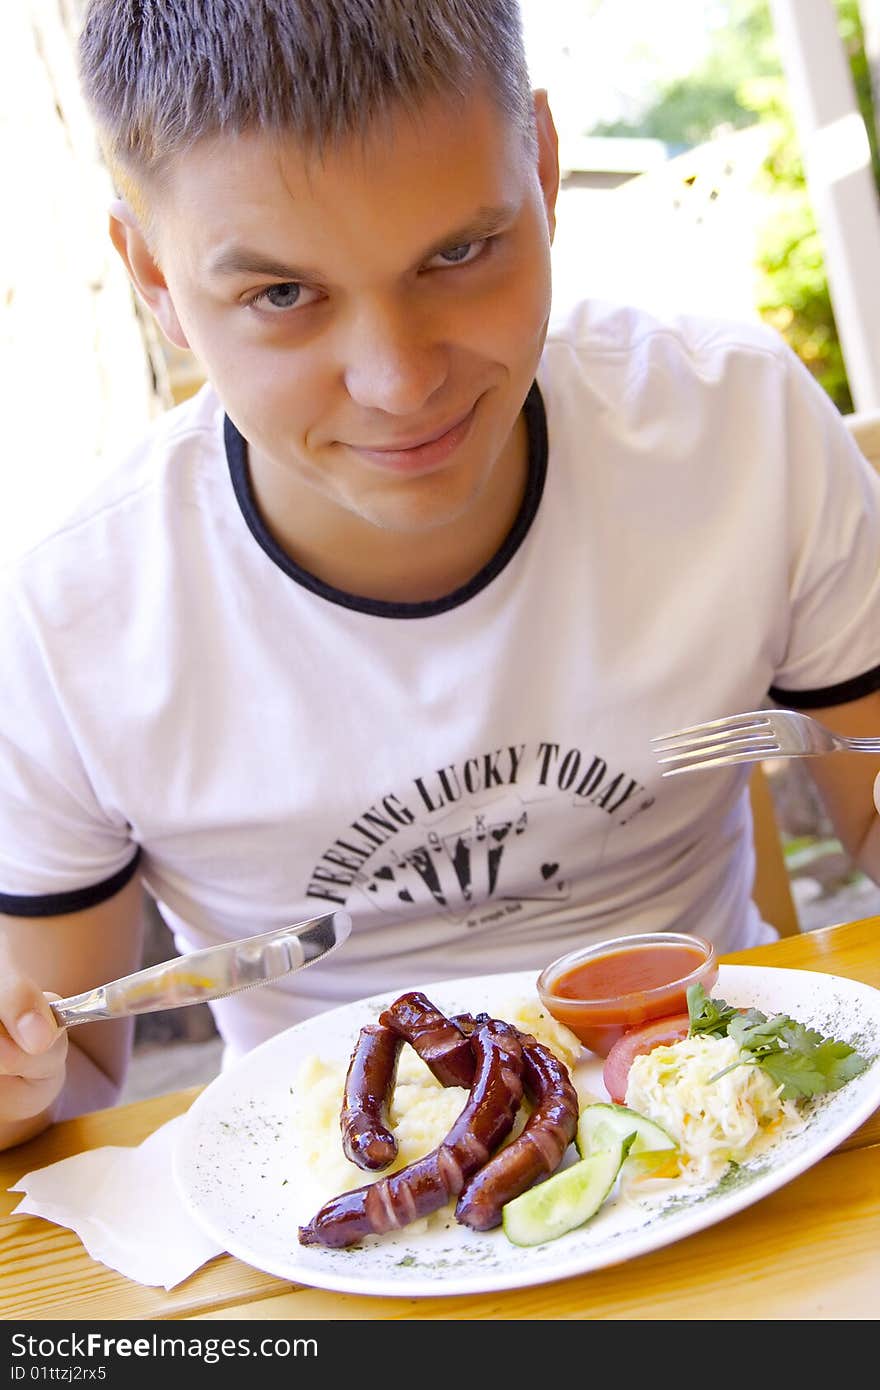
top-left (536, 931), bottom-right (718, 1057)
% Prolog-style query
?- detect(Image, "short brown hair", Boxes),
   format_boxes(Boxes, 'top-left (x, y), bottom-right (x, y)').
top-left (79, 0), bottom-right (534, 207)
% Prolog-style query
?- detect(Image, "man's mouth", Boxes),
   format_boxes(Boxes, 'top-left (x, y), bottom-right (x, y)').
top-left (346, 404), bottom-right (477, 473)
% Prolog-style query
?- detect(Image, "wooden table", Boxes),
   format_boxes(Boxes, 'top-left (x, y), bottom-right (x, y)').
top-left (2, 917), bottom-right (879, 1322)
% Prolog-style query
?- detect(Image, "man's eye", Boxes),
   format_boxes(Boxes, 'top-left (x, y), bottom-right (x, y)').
top-left (247, 282), bottom-right (319, 311)
top-left (427, 240), bottom-right (486, 269)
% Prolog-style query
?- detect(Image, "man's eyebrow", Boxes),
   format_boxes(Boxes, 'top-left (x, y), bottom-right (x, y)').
top-left (207, 247), bottom-right (319, 281)
top-left (417, 202), bottom-right (519, 260)
top-left (206, 204), bottom-right (518, 282)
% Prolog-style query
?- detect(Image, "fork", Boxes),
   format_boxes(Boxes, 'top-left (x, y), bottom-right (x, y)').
top-left (652, 708), bottom-right (880, 776)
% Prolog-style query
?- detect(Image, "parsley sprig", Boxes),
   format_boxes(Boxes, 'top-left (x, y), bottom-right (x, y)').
top-left (686, 983), bottom-right (869, 1100)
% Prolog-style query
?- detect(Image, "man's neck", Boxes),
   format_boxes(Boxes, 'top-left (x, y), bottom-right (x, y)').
top-left (246, 412), bottom-right (530, 605)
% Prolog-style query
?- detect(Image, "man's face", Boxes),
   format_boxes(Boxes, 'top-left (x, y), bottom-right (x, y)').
top-left (127, 88), bottom-right (558, 558)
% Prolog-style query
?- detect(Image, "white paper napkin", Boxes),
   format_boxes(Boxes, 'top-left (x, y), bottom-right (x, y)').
top-left (9, 1113), bottom-right (225, 1289)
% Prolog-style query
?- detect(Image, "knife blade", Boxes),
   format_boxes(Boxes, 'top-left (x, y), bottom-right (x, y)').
top-left (48, 910), bottom-right (352, 1027)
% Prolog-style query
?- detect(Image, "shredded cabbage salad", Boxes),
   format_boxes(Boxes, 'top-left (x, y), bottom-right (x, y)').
top-left (625, 1033), bottom-right (807, 1185)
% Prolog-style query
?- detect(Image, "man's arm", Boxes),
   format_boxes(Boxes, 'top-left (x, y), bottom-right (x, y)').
top-left (0, 876), bottom-right (145, 1150)
top-left (797, 689), bottom-right (880, 882)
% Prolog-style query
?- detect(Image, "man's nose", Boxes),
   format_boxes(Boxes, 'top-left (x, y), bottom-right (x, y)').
top-left (341, 300), bottom-right (447, 414)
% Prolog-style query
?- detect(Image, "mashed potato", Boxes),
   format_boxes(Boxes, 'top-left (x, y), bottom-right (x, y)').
top-left (625, 1033), bottom-right (806, 1185)
top-left (494, 996), bottom-right (582, 1072)
top-left (292, 998), bottom-right (583, 1227)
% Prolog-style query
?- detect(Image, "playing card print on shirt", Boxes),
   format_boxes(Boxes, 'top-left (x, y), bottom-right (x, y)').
top-left (355, 811), bottom-right (531, 923)
top-left (305, 739), bottom-right (654, 930)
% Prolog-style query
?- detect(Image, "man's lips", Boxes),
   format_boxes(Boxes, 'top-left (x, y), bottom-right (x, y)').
top-left (345, 405), bottom-right (477, 473)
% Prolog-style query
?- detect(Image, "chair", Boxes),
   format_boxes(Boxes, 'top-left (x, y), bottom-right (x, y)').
top-left (846, 406), bottom-right (880, 465)
top-left (749, 406), bottom-right (880, 937)
top-left (748, 765), bottom-right (800, 936)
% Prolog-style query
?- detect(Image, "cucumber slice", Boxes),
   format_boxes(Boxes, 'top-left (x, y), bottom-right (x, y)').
top-left (502, 1142), bottom-right (624, 1247)
top-left (577, 1102), bottom-right (677, 1160)
top-left (622, 1148), bottom-right (681, 1181)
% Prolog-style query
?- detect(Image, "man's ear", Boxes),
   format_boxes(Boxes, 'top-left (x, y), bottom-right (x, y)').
top-left (108, 199), bottom-right (191, 350)
top-left (532, 89), bottom-right (560, 244)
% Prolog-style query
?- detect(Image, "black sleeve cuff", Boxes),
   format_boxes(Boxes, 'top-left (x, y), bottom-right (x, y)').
top-left (769, 662), bottom-right (880, 710)
top-left (0, 847), bottom-right (142, 918)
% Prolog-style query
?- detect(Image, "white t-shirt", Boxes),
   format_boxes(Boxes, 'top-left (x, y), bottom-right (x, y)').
top-left (2, 298), bottom-right (880, 1061)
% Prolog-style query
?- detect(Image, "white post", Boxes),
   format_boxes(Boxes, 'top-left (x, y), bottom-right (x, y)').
top-left (770, 0), bottom-right (880, 410)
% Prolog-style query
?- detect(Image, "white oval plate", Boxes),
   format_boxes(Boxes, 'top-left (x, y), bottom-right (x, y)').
top-left (172, 964), bottom-right (880, 1298)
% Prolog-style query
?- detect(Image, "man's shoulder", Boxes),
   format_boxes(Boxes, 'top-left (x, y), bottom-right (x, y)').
top-left (2, 383), bottom-right (228, 615)
top-left (13, 383), bottom-right (225, 562)
top-left (536, 296), bottom-right (807, 475)
top-left (65, 381), bottom-right (224, 524)
top-left (542, 295), bottom-right (790, 379)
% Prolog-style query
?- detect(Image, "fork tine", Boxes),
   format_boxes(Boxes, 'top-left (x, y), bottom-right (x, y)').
top-left (659, 747), bottom-right (781, 776)
top-left (653, 727), bottom-right (775, 755)
top-left (656, 734), bottom-right (779, 768)
top-left (651, 711), bottom-right (772, 747)
top-left (654, 729), bottom-right (779, 759)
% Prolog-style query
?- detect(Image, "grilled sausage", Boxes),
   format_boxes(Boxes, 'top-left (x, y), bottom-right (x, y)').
top-left (340, 1023), bottom-right (403, 1171)
top-left (378, 990), bottom-right (475, 1087)
top-left (298, 1018), bottom-right (524, 1248)
top-left (455, 1033), bottom-right (579, 1230)
top-left (412, 1006), bottom-right (579, 1227)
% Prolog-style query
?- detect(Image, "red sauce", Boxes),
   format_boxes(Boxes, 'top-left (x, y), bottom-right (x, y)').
top-left (553, 942), bottom-right (705, 1002)
top-left (540, 937), bottom-right (717, 1056)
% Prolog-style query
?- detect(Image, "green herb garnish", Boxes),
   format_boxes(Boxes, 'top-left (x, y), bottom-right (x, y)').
top-left (686, 983), bottom-right (869, 1100)
top-left (687, 986), bottom-right (741, 1038)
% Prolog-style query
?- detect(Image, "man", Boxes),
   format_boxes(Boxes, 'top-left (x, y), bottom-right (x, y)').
top-left (1, 0), bottom-right (879, 1152)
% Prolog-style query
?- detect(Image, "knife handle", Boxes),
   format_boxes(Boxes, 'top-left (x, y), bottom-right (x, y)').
top-left (50, 989), bottom-right (112, 1028)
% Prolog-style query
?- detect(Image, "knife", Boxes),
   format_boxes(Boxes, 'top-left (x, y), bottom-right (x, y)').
top-left (48, 910), bottom-right (352, 1027)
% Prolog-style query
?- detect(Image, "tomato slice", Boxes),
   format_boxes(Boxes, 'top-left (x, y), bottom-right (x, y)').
top-left (602, 1013), bottom-right (691, 1103)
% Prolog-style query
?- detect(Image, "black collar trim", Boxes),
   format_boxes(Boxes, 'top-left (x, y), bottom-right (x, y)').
top-left (224, 381), bottom-right (548, 618)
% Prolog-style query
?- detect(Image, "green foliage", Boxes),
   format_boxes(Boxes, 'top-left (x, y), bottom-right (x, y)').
top-left (840, 0), bottom-right (880, 188)
top-left (740, 73), bottom-right (854, 412)
top-left (591, 0), bottom-right (779, 146)
top-left (588, 0), bottom-right (879, 413)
